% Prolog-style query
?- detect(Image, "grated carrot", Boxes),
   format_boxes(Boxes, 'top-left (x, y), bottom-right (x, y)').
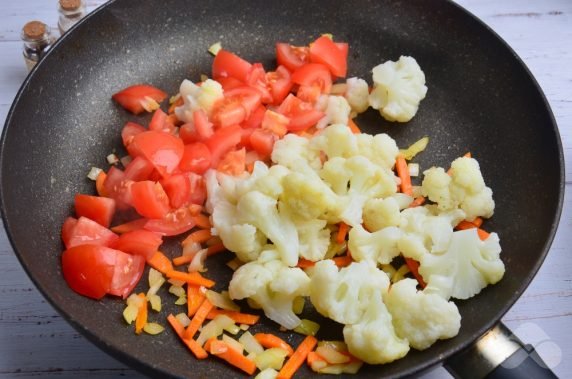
top-left (207, 242), bottom-right (226, 256)
top-left (187, 285), bottom-right (205, 317)
top-left (166, 270), bottom-right (215, 288)
top-left (404, 257), bottom-right (426, 288)
top-left (395, 155), bottom-right (413, 196)
top-left (135, 293), bottom-right (148, 335)
top-left (184, 298), bottom-right (214, 340)
top-left (148, 251), bottom-right (173, 274)
top-left (336, 222), bottom-right (349, 244)
top-left (209, 339), bottom-right (256, 375)
top-left (182, 229), bottom-right (212, 245)
top-left (205, 309), bottom-right (260, 325)
top-left (348, 118), bottom-right (361, 134)
top-left (278, 335), bottom-right (318, 379)
top-left (254, 333), bottom-right (294, 356)
top-left (96, 171), bottom-right (108, 197)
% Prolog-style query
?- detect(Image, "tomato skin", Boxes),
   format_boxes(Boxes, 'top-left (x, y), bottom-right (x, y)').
top-left (309, 36), bottom-right (348, 77)
top-left (121, 122), bottom-right (146, 148)
top-left (276, 43), bottom-right (310, 72)
top-left (61, 217), bottom-right (78, 248)
top-left (112, 85), bottom-right (167, 115)
top-left (193, 109), bottom-right (214, 140)
top-left (211, 87), bottom-right (262, 128)
top-left (217, 148), bottom-right (246, 176)
top-left (144, 206), bottom-right (197, 236)
top-left (103, 167), bottom-right (134, 209)
top-left (249, 129), bottom-right (276, 160)
top-left (129, 131), bottom-right (185, 176)
top-left (205, 124), bottom-right (242, 167)
top-left (112, 229), bottom-right (163, 260)
top-left (291, 63), bottom-right (332, 94)
top-left (266, 65), bottom-right (293, 105)
top-left (149, 108), bottom-right (176, 134)
top-left (131, 181), bottom-right (171, 219)
top-left (277, 94), bottom-right (324, 132)
top-left (108, 253), bottom-right (145, 299)
top-left (179, 142), bottom-right (211, 174)
top-left (247, 63), bottom-right (273, 104)
top-left (62, 244), bottom-right (116, 299)
top-left (123, 156), bottom-right (155, 182)
top-left (217, 76), bottom-right (245, 91)
top-left (242, 105), bottom-right (266, 129)
top-left (179, 123), bottom-right (199, 144)
top-left (65, 216), bottom-right (119, 249)
top-left (212, 50), bottom-right (253, 82)
top-left (161, 173), bottom-right (192, 209)
top-left (74, 194), bottom-right (116, 228)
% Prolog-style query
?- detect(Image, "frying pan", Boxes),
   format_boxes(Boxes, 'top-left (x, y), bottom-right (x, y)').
top-left (0, 0), bottom-right (564, 378)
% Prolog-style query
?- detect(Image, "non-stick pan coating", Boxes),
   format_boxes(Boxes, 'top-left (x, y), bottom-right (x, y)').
top-left (0, 0), bottom-right (563, 378)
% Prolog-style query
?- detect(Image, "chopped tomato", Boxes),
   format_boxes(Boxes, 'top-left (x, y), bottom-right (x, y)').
top-left (110, 218), bottom-right (147, 234)
top-left (266, 66), bottom-right (293, 104)
top-left (61, 217), bottom-right (77, 248)
top-left (62, 244), bottom-right (116, 299)
top-left (249, 129), bottom-right (276, 160)
top-left (112, 229), bottom-right (163, 260)
top-left (65, 216), bottom-right (119, 249)
top-left (179, 142), bottom-right (211, 174)
top-left (179, 123), bottom-right (199, 144)
top-left (121, 122), bottom-right (145, 148)
top-left (123, 156), bottom-right (155, 182)
top-left (296, 84), bottom-right (322, 103)
top-left (242, 105), bottom-right (266, 129)
top-left (291, 63), bottom-right (332, 94)
top-left (188, 173), bottom-right (207, 206)
top-left (74, 194), bottom-right (116, 228)
top-left (261, 109), bottom-right (289, 137)
top-left (103, 167), bottom-right (134, 209)
top-left (212, 50), bottom-right (252, 82)
top-left (277, 94), bottom-right (324, 132)
top-left (149, 108), bottom-right (176, 134)
top-left (112, 84), bottom-right (167, 115)
top-left (205, 124), bottom-right (242, 167)
top-left (193, 109), bottom-right (214, 140)
top-left (129, 131), bottom-right (184, 176)
top-left (107, 253), bottom-right (145, 299)
top-left (130, 181), bottom-right (171, 219)
top-left (144, 206), bottom-right (197, 236)
top-left (276, 43), bottom-right (310, 72)
top-left (309, 36), bottom-right (348, 78)
top-left (211, 87), bottom-right (261, 128)
top-left (247, 63), bottom-right (273, 104)
top-left (161, 173), bottom-right (192, 209)
top-left (217, 148), bottom-right (246, 176)
top-left (217, 76), bottom-right (245, 91)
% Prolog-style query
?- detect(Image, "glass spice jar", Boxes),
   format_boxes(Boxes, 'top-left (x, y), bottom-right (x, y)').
top-left (21, 21), bottom-right (55, 72)
top-left (58, 0), bottom-right (87, 34)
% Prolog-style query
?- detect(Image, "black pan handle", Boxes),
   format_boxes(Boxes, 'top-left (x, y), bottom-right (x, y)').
top-left (444, 322), bottom-right (558, 379)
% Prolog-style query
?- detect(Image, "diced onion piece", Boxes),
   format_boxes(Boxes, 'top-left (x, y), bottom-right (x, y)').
top-left (188, 248), bottom-right (208, 273)
top-left (324, 239), bottom-right (347, 260)
top-left (123, 304), bottom-right (139, 324)
top-left (293, 319), bottom-right (320, 336)
top-left (174, 295), bottom-right (187, 305)
top-left (254, 368), bottom-right (278, 379)
top-left (399, 136), bottom-right (429, 160)
top-left (315, 345), bottom-right (350, 364)
top-left (330, 83), bottom-right (348, 95)
top-left (392, 264), bottom-right (410, 283)
top-left (246, 352), bottom-right (257, 362)
top-left (148, 294), bottom-right (162, 312)
top-left (310, 359), bottom-right (328, 372)
top-left (293, 296), bottom-right (305, 315)
top-left (196, 315), bottom-right (236, 346)
top-left (224, 323), bottom-right (241, 335)
top-left (140, 96), bottom-right (160, 112)
top-left (226, 258), bottom-right (244, 271)
top-left (169, 93), bottom-right (181, 104)
top-left (240, 324), bottom-right (250, 331)
top-left (208, 42), bottom-right (222, 56)
top-left (239, 331), bottom-right (264, 355)
top-left (87, 167), bottom-right (102, 180)
top-left (408, 163), bottom-right (420, 177)
top-left (222, 334), bottom-right (244, 354)
top-left (321, 33), bottom-right (333, 40)
top-left (106, 153), bottom-right (119, 165)
top-left (120, 155), bottom-right (132, 167)
top-left (341, 360), bottom-right (364, 374)
top-left (200, 74), bottom-right (209, 82)
top-left (126, 293), bottom-right (144, 308)
top-left (168, 279), bottom-right (185, 287)
top-left (317, 340), bottom-right (348, 352)
top-left (169, 285), bottom-right (186, 298)
top-left (175, 312), bottom-right (191, 328)
top-left (254, 348), bottom-right (289, 371)
top-left (182, 240), bottom-right (201, 255)
top-left (143, 322), bottom-right (165, 335)
top-left (147, 268), bottom-right (165, 296)
top-left (206, 290), bottom-right (240, 311)
top-left (380, 264), bottom-right (397, 280)
top-left (318, 364), bottom-right (345, 374)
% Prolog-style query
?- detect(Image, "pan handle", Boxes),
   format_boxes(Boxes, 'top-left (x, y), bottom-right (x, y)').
top-left (444, 322), bottom-right (558, 379)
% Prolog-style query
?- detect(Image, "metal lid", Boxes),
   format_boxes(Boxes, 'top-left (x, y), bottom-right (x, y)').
top-left (22, 21), bottom-right (46, 40)
top-left (59, 0), bottom-right (82, 11)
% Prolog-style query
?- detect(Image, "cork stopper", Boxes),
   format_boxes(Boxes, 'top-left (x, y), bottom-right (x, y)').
top-left (59, 0), bottom-right (81, 11)
top-left (22, 21), bottom-right (46, 40)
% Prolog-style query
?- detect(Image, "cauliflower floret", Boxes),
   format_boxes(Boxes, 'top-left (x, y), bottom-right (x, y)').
top-left (315, 95), bottom-right (351, 129)
top-left (295, 219), bottom-right (331, 261)
top-left (355, 133), bottom-right (400, 170)
top-left (310, 124), bottom-right (358, 159)
top-left (368, 56), bottom-right (427, 122)
top-left (362, 197), bottom-right (402, 232)
top-left (175, 79), bottom-right (223, 122)
top-left (344, 77), bottom-right (369, 114)
top-left (271, 134), bottom-right (322, 171)
top-left (320, 155), bottom-right (397, 226)
top-left (348, 224), bottom-right (402, 264)
top-left (384, 279), bottom-right (461, 350)
top-left (229, 259), bottom-right (310, 329)
top-left (343, 288), bottom-right (409, 364)
top-left (236, 191), bottom-right (299, 266)
top-left (221, 224), bottom-right (268, 262)
top-left (309, 260), bottom-right (389, 324)
top-left (422, 157), bottom-right (495, 221)
top-left (419, 228), bottom-right (504, 300)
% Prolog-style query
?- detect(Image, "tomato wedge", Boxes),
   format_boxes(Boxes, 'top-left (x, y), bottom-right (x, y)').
top-left (129, 131), bottom-right (185, 176)
top-left (62, 244), bottom-right (116, 299)
top-left (309, 36), bottom-right (348, 77)
top-left (277, 94), bottom-right (324, 132)
top-left (161, 173), bottom-right (192, 209)
top-left (212, 50), bottom-right (253, 82)
top-left (217, 148), bottom-right (246, 176)
top-left (107, 253), bottom-right (145, 299)
top-left (131, 181), bottom-right (171, 219)
top-left (121, 121), bottom-right (145, 148)
top-left (65, 216), bottom-right (119, 249)
top-left (144, 206), bottom-right (198, 236)
top-left (61, 217), bottom-right (77, 248)
top-left (276, 43), bottom-right (310, 72)
top-left (179, 142), bottom-right (212, 174)
top-left (74, 194), bottom-right (116, 228)
top-left (123, 156), bottom-right (155, 182)
top-left (103, 166), bottom-right (134, 209)
top-left (112, 84), bottom-right (167, 115)
top-left (247, 63), bottom-right (273, 104)
top-left (266, 66), bottom-right (293, 105)
top-left (149, 108), bottom-right (176, 133)
top-left (193, 109), bottom-right (214, 140)
top-left (291, 63), bottom-right (332, 94)
top-left (249, 129), bottom-right (276, 159)
top-left (205, 124), bottom-right (242, 167)
top-left (211, 87), bottom-right (262, 128)
top-left (113, 229), bottom-right (163, 260)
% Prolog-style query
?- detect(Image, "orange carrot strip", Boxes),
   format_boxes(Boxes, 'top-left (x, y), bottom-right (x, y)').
top-left (95, 171), bottom-right (108, 197)
top-left (184, 299), bottom-right (214, 340)
top-left (187, 285), bottom-right (205, 317)
top-left (336, 222), bottom-right (349, 244)
top-left (455, 221), bottom-right (490, 241)
top-left (333, 254), bottom-right (352, 268)
top-left (168, 313), bottom-right (208, 359)
top-left (209, 340), bottom-right (257, 375)
top-left (172, 254), bottom-right (194, 266)
top-left (147, 251), bottom-right (173, 274)
top-left (254, 333), bottom-right (294, 356)
top-left (207, 242), bottom-right (226, 256)
top-left (278, 335), bottom-right (318, 379)
top-left (166, 270), bottom-right (215, 288)
top-left (205, 309), bottom-right (260, 325)
top-left (348, 118), bottom-right (361, 134)
top-left (167, 314), bottom-right (185, 338)
top-left (168, 96), bottom-right (184, 114)
top-left (395, 155), bottom-right (413, 196)
top-left (297, 258), bottom-right (316, 269)
top-left (404, 257), bottom-right (426, 288)
top-left (192, 214), bottom-right (211, 229)
top-left (409, 196), bottom-right (426, 208)
top-left (110, 218), bottom-right (147, 234)
top-left (476, 228), bottom-right (490, 240)
top-left (472, 217), bottom-right (484, 227)
top-left (135, 293), bottom-right (147, 335)
top-left (182, 229), bottom-right (212, 246)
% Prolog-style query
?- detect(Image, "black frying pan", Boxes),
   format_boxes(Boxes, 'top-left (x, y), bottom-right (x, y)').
top-left (0, 0), bottom-right (564, 378)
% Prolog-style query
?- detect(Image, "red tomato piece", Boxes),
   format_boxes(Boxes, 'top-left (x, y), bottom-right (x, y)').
top-left (179, 142), bottom-right (211, 174)
top-left (107, 253), bottom-right (145, 299)
top-left (262, 109), bottom-right (289, 137)
top-left (149, 108), bottom-right (176, 134)
top-left (112, 229), bottom-right (163, 260)
top-left (131, 181), bottom-right (171, 219)
top-left (144, 206), bottom-right (197, 236)
top-left (179, 122), bottom-right (199, 144)
top-left (217, 148), bottom-right (246, 176)
top-left (309, 36), bottom-right (348, 78)
top-left (249, 129), bottom-right (276, 160)
top-left (103, 167), bottom-right (134, 209)
top-left (129, 131), bottom-right (185, 176)
top-left (161, 173), bottom-right (192, 209)
top-left (276, 43), bottom-right (310, 72)
top-left (193, 109), bottom-right (214, 140)
top-left (65, 216), bottom-right (119, 249)
top-left (246, 63), bottom-right (273, 104)
top-left (74, 194), bottom-right (116, 228)
top-left (211, 87), bottom-right (261, 128)
top-left (212, 50), bottom-right (253, 82)
top-left (61, 217), bottom-right (77, 248)
top-left (62, 244), bottom-right (116, 299)
top-left (239, 126), bottom-right (256, 149)
top-left (266, 66), bottom-right (293, 105)
top-left (291, 63), bottom-right (332, 94)
top-left (123, 156), bottom-right (155, 182)
top-left (112, 84), bottom-right (167, 115)
top-left (188, 173), bottom-right (207, 206)
top-left (205, 124), bottom-right (242, 167)
top-left (288, 109), bottom-right (325, 132)
top-left (121, 122), bottom-right (146, 148)
top-left (217, 76), bottom-right (245, 91)
top-left (242, 105), bottom-right (266, 129)
top-left (296, 84), bottom-right (322, 104)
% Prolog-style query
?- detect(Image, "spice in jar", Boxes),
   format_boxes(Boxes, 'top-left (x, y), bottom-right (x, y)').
top-left (58, 0), bottom-right (87, 34)
top-left (21, 21), bottom-right (55, 72)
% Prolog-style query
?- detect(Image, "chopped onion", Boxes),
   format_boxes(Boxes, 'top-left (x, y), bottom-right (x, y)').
top-left (392, 264), bottom-right (410, 283)
top-left (318, 364), bottom-right (344, 374)
top-left (226, 258), bottom-right (244, 271)
top-left (254, 348), bottom-right (289, 371)
top-left (408, 163), bottom-right (420, 177)
top-left (222, 334), bottom-right (244, 354)
top-left (206, 290), bottom-right (240, 311)
top-left (122, 304), bottom-right (138, 325)
top-left (208, 42), bottom-right (222, 56)
top-left (254, 368), bottom-right (278, 379)
top-left (169, 93), bottom-right (181, 104)
top-left (399, 136), bottom-right (429, 160)
top-left (175, 312), bottom-right (191, 328)
top-left (315, 345), bottom-right (350, 364)
top-left (188, 248), bottom-right (208, 273)
top-left (148, 294), bottom-right (162, 312)
top-left (293, 296), bottom-right (305, 315)
top-left (240, 324), bottom-right (250, 331)
top-left (86, 167), bottom-right (102, 181)
top-left (174, 296), bottom-right (187, 305)
top-left (317, 340), bottom-right (348, 352)
top-left (147, 269), bottom-right (165, 296)
top-left (196, 315), bottom-right (236, 346)
top-left (238, 331), bottom-right (264, 355)
top-left (182, 240), bottom-right (201, 255)
top-left (106, 153), bottom-right (119, 165)
top-left (143, 322), bottom-right (165, 335)
top-left (342, 360), bottom-right (364, 374)
top-left (126, 293), bottom-right (144, 308)
top-left (169, 285), bottom-right (186, 298)
top-left (168, 278), bottom-right (185, 287)
top-left (293, 319), bottom-right (320, 336)
top-left (224, 323), bottom-right (241, 335)
top-left (310, 359), bottom-right (328, 372)
top-left (380, 264), bottom-right (397, 280)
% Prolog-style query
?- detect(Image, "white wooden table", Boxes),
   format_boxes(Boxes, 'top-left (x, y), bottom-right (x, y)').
top-left (0, 1), bottom-right (570, 378)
